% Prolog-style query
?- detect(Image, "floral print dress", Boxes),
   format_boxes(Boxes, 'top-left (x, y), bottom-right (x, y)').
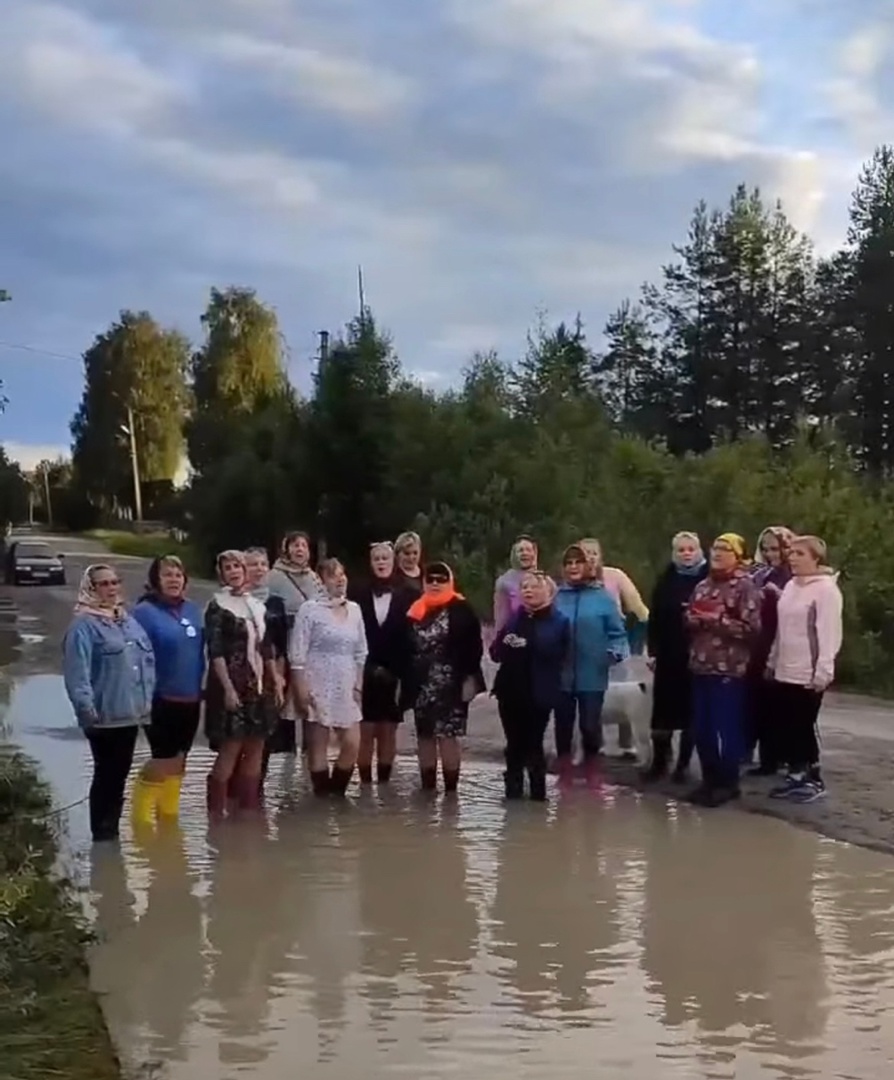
top-left (410, 608), bottom-right (470, 739)
top-left (204, 594), bottom-right (278, 746)
top-left (289, 600), bottom-right (368, 729)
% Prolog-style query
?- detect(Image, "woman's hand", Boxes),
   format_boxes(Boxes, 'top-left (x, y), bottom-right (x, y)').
top-left (224, 686), bottom-right (241, 713)
top-left (352, 685), bottom-right (362, 704)
top-left (461, 676), bottom-right (478, 703)
top-left (273, 673), bottom-right (286, 710)
top-left (646, 656), bottom-right (656, 672)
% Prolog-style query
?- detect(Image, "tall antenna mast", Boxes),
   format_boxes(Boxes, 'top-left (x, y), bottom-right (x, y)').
top-left (318, 330), bottom-right (329, 362)
top-left (357, 264), bottom-right (366, 325)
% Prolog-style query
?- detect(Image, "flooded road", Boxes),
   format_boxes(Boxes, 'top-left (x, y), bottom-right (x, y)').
top-left (5, 665), bottom-right (894, 1079)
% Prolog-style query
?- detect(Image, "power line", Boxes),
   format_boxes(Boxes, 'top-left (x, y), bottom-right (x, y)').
top-left (0, 340), bottom-right (80, 362)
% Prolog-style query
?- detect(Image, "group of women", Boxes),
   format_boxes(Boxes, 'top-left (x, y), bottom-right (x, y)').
top-left (61, 523), bottom-right (843, 842)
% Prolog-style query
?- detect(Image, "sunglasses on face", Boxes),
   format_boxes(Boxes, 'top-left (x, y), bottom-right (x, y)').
top-left (425, 575), bottom-right (450, 585)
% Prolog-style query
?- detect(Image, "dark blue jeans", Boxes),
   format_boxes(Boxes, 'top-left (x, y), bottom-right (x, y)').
top-left (692, 674), bottom-right (745, 787)
top-left (554, 691), bottom-right (605, 759)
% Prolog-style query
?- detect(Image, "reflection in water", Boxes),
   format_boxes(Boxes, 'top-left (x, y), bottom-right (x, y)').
top-left (4, 668), bottom-right (894, 1079)
top-left (641, 806), bottom-right (828, 1074)
top-left (89, 824), bottom-right (205, 1071)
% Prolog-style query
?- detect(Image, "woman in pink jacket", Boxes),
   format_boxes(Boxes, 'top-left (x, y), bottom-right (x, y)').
top-left (766, 535), bottom-right (843, 804)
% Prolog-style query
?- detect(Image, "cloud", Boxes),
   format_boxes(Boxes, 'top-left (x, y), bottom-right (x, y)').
top-left (0, 0), bottom-right (872, 453)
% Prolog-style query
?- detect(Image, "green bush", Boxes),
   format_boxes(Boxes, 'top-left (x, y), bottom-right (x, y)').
top-left (0, 750), bottom-right (121, 1080)
top-left (85, 529), bottom-right (203, 574)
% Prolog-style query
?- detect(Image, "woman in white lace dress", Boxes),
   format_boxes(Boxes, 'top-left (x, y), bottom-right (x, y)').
top-left (290, 558), bottom-right (368, 796)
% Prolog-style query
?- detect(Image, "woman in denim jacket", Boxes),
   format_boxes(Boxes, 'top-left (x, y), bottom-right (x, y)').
top-left (63, 564), bottom-right (155, 842)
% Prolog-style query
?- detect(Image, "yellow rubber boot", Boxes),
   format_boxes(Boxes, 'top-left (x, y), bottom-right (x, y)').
top-left (131, 776), bottom-right (163, 826)
top-left (157, 775), bottom-right (183, 819)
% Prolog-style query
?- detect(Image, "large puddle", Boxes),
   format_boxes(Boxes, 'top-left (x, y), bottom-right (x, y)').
top-left (5, 669), bottom-right (894, 1079)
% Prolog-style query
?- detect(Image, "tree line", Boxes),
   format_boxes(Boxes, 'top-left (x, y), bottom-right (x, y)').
top-left (35, 144), bottom-right (894, 692)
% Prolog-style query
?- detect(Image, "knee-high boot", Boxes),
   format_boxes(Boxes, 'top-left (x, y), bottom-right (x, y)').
top-left (642, 733), bottom-right (671, 781)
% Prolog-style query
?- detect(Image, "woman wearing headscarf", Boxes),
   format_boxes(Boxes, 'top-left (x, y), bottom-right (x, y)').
top-left (553, 544), bottom-right (630, 784)
top-left (266, 530), bottom-right (325, 619)
top-left (62, 565), bottom-right (155, 842)
top-left (684, 533), bottom-right (762, 807)
top-left (351, 541), bottom-right (413, 785)
top-left (393, 531), bottom-right (423, 594)
top-left (643, 532), bottom-right (707, 782)
top-left (490, 570), bottom-right (569, 800)
top-left (493, 535), bottom-right (539, 633)
top-left (130, 555), bottom-right (205, 824)
top-left (766, 535), bottom-right (843, 803)
top-left (400, 562), bottom-right (485, 793)
top-left (245, 547), bottom-right (291, 790)
top-left (290, 558), bottom-right (368, 795)
top-left (579, 537), bottom-right (648, 760)
top-left (745, 526), bottom-right (794, 774)
top-left (204, 550), bottom-right (282, 816)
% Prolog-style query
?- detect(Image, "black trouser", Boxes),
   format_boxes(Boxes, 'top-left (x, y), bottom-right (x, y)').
top-left (773, 682), bottom-right (823, 774)
top-left (747, 679), bottom-right (781, 769)
top-left (497, 698), bottom-right (550, 797)
top-left (85, 726), bottom-right (139, 840)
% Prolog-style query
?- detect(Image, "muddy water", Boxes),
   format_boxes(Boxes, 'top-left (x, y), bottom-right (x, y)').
top-left (6, 671), bottom-right (894, 1080)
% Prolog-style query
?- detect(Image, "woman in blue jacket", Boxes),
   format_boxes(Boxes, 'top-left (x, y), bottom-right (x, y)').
top-left (552, 544), bottom-right (629, 784)
top-left (63, 564), bottom-right (156, 842)
top-left (131, 555), bottom-right (206, 825)
top-left (490, 570), bottom-right (569, 801)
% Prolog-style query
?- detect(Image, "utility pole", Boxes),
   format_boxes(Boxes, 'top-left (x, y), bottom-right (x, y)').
top-left (318, 329), bottom-right (329, 363)
top-left (357, 265), bottom-right (366, 326)
top-left (123, 405), bottom-right (143, 523)
top-left (41, 464), bottom-right (52, 527)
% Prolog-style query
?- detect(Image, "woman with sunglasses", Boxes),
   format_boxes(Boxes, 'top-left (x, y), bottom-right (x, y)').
top-left (351, 541), bottom-right (414, 785)
top-left (400, 562), bottom-right (485, 793)
top-left (63, 564), bottom-right (156, 842)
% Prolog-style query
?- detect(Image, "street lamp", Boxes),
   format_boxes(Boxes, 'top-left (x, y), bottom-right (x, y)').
top-left (119, 406), bottom-right (143, 522)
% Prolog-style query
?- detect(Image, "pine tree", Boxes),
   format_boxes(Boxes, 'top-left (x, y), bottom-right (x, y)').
top-left (841, 145), bottom-right (894, 472)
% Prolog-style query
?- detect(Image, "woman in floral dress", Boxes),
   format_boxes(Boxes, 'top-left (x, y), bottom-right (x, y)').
top-left (204, 550), bottom-right (282, 815)
top-left (290, 558), bottom-right (368, 796)
top-left (400, 562), bottom-right (485, 794)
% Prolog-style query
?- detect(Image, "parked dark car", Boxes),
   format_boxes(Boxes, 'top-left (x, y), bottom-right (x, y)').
top-left (5, 541), bottom-right (66, 586)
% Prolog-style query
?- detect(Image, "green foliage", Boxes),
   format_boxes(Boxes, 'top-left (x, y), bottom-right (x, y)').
top-left (70, 311), bottom-right (190, 512)
top-left (0, 750), bottom-right (121, 1079)
top-left (55, 145), bottom-right (894, 695)
top-left (186, 286), bottom-right (289, 476)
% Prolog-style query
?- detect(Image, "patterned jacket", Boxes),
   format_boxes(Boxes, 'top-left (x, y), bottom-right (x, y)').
top-left (685, 570), bottom-right (762, 678)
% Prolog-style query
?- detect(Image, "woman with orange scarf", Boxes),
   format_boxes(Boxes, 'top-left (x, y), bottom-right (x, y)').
top-left (399, 562), bottom-right (485, 793)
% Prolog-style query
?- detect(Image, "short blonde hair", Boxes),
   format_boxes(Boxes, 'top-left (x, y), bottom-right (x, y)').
top-left (395, 531), bottom-right (421, 554)
top-left (791, 534), bottom-right (828, 563)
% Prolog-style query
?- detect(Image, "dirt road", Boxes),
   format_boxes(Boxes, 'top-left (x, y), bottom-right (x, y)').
top-left (4, 531), bottom-right (894, 856)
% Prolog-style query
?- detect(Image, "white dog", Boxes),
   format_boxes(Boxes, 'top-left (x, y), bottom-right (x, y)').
top-left (599, 656), bottom-right (654, 762)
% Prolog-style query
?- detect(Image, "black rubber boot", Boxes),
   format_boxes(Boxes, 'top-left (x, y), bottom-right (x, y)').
top-left (420, 766), bottom-right (437, 792)
top-left (376, 761), bottom-right (393, 784)
top-left (442, 767), bottom-right (460, 794)
top-left (330, 765), bottom-right (354, 796)
top-left (503, 768), bottom-right (524, 800)
top-left (642, 734), bottom-right (671, 781)
top-left (358, 764), bottom-right (373, 784)
top-left (310, 769), bottom-right (331, 797)
top-left (672, 729), bottom-right (695, 782)
top-left (527, 765), bottom-right (547, 802)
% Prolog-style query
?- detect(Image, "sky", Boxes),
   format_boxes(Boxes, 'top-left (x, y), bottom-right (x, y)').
top-left (1, 0), bottom-right (892, 472)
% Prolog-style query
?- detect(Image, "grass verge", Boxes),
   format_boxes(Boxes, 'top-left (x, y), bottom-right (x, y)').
top-left (0, 749), bottom-right (121, 1080)
top-left (84, 529), bottom-right (201, 572)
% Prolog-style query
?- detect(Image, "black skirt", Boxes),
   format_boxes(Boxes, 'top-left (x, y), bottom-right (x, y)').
top-left (361, 663), bottom-right (402, 724)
